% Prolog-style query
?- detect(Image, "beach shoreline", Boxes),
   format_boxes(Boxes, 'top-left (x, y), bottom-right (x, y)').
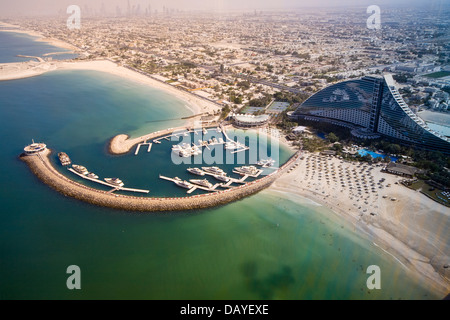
top-left (3, 24), bottom-right (448, 298)
top-left (0, 59), bottom-right (221, 117)
top-left (0, 24), bottom-right (78, 51)
top-left (269, 152), bottom-right (450, 296)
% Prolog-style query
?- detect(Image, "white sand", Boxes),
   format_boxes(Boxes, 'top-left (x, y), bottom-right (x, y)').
top-left (0, 59), bottom-right (221, 118)
top-left (270, 152), bottom-right (450, 296)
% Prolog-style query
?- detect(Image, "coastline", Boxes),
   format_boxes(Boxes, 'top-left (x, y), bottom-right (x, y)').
top-left (0, 26), bottom-right (220, 118)
top-left (3, 24), bottom-right (448, 298)
top-left (0, 59), bottom-right (221, 118)
top-left (0, 25), bottom-right (78, 51)
top-left (268, 152), bottom-right (450, 296)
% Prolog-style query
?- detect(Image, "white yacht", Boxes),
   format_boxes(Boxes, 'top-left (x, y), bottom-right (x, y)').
top-left (189, 179), bottom-right (213, 189)
top-left (72, 165), bottom-right (88, 175)
top-left (256, 159), bottom-right (276, 168)
top-left (202, 167), bottom-right (225, 175)
top-left (213, 175), bottom-right (230, 182)
top-left (234, 166), bottom-right (258, 175)
top-left (87, 172), bottom-right (99, 179)
top-left (187, 168), bottom-right (205, 176)
top-left (174, 180), bottom-right (193, 189)
top-left (105, 178), bottom-right (124, 187)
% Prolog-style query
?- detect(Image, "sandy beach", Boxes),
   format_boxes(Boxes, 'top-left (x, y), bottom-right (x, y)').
top-left (0, 22), bottom-right (78, 51)
top-left (0, 59), bottom-right (221, 117)
top-left (2, 24), bottom-right (448, 297)
top-left (269, 152), bottom-right (450, 296)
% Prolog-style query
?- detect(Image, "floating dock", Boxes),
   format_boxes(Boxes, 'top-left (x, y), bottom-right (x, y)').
top-left (69, 168), bottom-right (149, 194)
top-left (135, 142), bottom-right (153, 155)
top-left (159, 175), bottom-right (223, 194)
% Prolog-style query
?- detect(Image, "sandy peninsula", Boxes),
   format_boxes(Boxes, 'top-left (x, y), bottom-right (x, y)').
top-left (269, 150), bottom-right (450, 296)
top-left (0, 59), bottom-right (221, 118)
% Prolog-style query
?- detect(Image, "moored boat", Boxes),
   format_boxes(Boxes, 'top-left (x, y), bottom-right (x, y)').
top-left (189, 179), bottom-right (213, 189)
top-left (58, 152), bottom-right (71, 166)
top-left (201, 166), bottom-right (225, 175)
top-left (234, 166), bottom-right (258, 175)
top-left (87, 172), bottom-right (99, 179)
top-left (105, 178), bottom-right (124, 187)
top-left (72, 164), bottom-right (88, 175)
top-left (187, 168), bottom-right (205, 176)
top-left (213, 174), bottom-right (230, 182)
top-left (174, 180), bottom-right (193, 189)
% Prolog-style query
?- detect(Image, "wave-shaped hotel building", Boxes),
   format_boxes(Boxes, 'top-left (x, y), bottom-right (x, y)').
top-left (290, 74), bottom-right (450, 154)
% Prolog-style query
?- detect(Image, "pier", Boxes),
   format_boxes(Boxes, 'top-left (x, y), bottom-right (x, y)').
top-left (68, 168), bottom-right (150, 194)
top-left (135, 141), bottom-right (153, 156)
top-left (159, 175), bottom-right (223, 194)
top-left (193, 169), bottom-right (247, 185)
top-left (21, 147), bottom-right (301, 212)
top-left (16, 55), bottom-right (44, 62)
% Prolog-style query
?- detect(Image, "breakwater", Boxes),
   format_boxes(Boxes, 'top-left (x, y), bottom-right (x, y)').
top-left (21, 148), bottom-right (301, 212)
top-left (108, 124), bottom-right (220, 155)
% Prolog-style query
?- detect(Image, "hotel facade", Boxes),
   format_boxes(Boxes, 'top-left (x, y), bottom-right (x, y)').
top-left (290, 75), bottom-right (450, 154)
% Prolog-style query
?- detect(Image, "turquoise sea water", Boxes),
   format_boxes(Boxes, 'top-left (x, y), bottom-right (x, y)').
top-left (0, 31), bottom-right (78, 63)
top-left (0, 38), bottom-right (443, 300)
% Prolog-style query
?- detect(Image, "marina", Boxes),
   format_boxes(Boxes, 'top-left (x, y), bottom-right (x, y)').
top-left (68, 167), bottom-right (150, 194)
top-left (159, 174), bottom-right (224, 194)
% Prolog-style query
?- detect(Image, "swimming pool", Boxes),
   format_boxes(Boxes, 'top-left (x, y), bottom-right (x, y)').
top-left (358, 149), bottom-right (398, 162)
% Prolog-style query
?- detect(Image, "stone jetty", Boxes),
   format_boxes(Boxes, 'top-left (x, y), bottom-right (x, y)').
top-left (20, 148), bottom-right (300, 213)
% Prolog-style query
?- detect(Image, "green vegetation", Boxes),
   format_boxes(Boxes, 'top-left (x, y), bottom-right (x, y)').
top-left (273, 91), bottom-right (309, 105)
top-left (301, 136), bottom-right (327, 152)
top-left (393, 73), bottom-right (412, 83)
top-left (220, 105), bottom-right (231, 120)
top-left (424, 71), bottom-right (450, 79)
top-left (326, 132), bottom-right (339, 143)
top-left (249, 94), bottom-right (272, 107)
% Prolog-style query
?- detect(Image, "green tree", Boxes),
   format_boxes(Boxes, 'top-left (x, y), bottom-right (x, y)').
top-left (327, 132), bottom-right (339, 143)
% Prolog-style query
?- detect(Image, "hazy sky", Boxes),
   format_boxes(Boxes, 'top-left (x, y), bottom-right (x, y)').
top-left (0, 0), bottom-right (447, 16)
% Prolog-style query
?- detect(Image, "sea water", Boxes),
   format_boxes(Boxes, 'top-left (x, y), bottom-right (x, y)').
top-left (0, 31), bottom-right (78, 63)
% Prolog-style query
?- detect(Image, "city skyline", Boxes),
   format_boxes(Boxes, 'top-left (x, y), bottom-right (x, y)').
top-left (0, 0), bottom-right (448, 16)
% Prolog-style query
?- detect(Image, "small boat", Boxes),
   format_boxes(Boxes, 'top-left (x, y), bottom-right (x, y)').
top-left (174, 180), bottom-right (193, 189)
top-left (72, 164), bottom-right (88, 175)
top-left (189, 179), bottom-right (213, 189)
top-left (153, 140), bottom-right (161, 144)
top-left (225, 142), bottom-right (238, 150)
top-left (58, 152), bottom-right (71, 166)
top-left (202, 128), bottom-right (208, 134)
top-left (213, 174), bottom-right (230, 182)
top-left (256, 158), bottom-right (275, 167)
top-left (234, 166), bottom-right (259, 175)
top-left (216, 127), bottom-right (222, 133)
top-left (179, 150), bottom-right (190, 158)
top-left (87, 172), bottom-right (99, 179)
top-left (202, 167), bottom-right (225, 175)
top-left (105, 178), bottom-right (124, 187)
top-left (187, 168), bottom-right (205, 176)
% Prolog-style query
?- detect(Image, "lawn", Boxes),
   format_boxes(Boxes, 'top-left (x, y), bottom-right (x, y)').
top-left (424, 71), bottom-right (450, 79)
